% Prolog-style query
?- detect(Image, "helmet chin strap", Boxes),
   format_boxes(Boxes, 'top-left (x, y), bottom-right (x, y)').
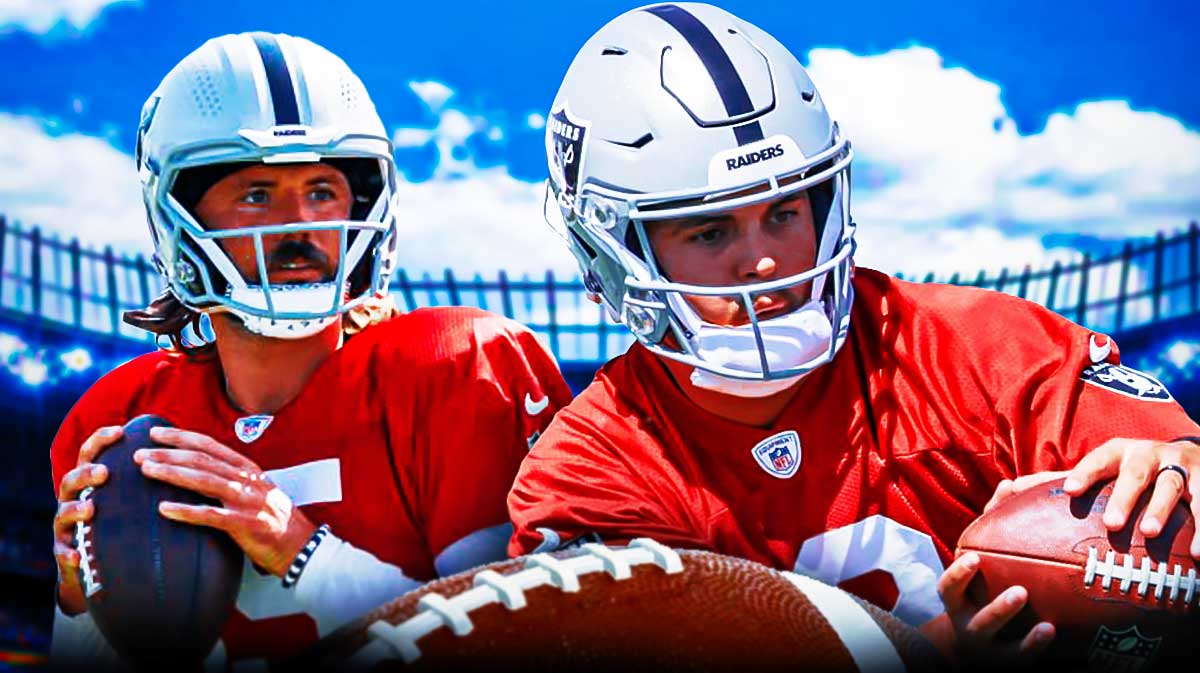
top-left (224, 282), bottom-right (347, 340)
top-left (687, 299), bottom-right (834, 398)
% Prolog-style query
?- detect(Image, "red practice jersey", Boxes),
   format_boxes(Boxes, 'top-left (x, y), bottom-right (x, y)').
top-left (509, 269), bottom-right (1200, 626)
top-left (52, 307), bottom-right (572, 665)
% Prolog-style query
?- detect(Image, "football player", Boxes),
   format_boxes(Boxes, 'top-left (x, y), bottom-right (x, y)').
top-left (508, 3), bottom-right (1200, 666)
top-left (49, 33), bottom-right (571, 668)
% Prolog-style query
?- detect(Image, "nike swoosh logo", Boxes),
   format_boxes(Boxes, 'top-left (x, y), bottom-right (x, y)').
top-left (1089, 334), bottom-right (1112, 364)
top-left (524, 393), bottom-right (550, 416)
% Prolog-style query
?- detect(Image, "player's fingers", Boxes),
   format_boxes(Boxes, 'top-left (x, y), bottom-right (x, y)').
top-left (937, 553), bottom-right (980, 614)
top-left (133, 448), bottom-right (241, 481)
top-left (149, 427), bottom-right (257, 471)
top-left (78, 425), bottom-right (124, 465)
top-left (1016, 622), bottom-right (1055, 659)
top-left (1062, 440), bottom-right (1125, 495)
top-left (1189, 490), bottom-right (1200, 559)
top-left (140, 461), bottom-right (258, 505)
top-left (963, 585), bottom-right (1028, 645)
top-left (53, 538), bottom-right (81, 571)
top-left (1103, 450), bottom-right (1156, 530)
top-left (54, 499), bottom-right (94, 536)
top-left (983, 481), bottom-right (1014, 514)
top-left (57, 464), bottom-right (107, 502)
top-left (157, 501), bottom-right (239, 532)
top-left (1139, 466), bottom-right (1189, 538)
top-left (1009, 470), bottom-right (1069, 494)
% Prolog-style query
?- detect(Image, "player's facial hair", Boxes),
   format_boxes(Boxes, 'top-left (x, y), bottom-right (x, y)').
top-left (266, 239), bottom-right (335, 283)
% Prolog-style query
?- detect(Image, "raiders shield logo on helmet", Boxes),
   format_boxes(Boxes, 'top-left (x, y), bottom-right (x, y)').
top-left (1080, 362), bottom-right (1173, 402)
top-left (546, 105), bottom-right (590, 207)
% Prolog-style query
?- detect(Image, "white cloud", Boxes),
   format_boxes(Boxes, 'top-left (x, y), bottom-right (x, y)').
top-left (392, 168), bottom-right (576, 276)
top-left (0, 114), bottom-right (147, 253)
top-left (7, 49), bottom-right (1199, 295)
top-left (0, 0), bottom-right (135, 33)
top-left (805, 47), bottom-right (1200, 277)
top-left (407, 81), bottom-right (454, 114)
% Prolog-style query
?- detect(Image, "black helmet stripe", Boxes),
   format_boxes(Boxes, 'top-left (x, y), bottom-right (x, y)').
top-left (644, 4), bottom-right (765, 146)
top-left (250, 33), bottom-right (301, 126)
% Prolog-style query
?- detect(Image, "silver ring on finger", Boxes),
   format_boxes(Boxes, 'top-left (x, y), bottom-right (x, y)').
top-left (1156, 464), bottom-right (1189, 488)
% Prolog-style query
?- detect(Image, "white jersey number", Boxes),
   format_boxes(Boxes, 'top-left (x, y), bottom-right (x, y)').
top-left (793, 514), bottom-right (945, 626)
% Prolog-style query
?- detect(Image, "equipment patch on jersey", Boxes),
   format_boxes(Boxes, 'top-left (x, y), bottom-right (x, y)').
top-left (546, 104), bottom-right (590, 206)
top-left (234, 414), bottom-right (274, 443)
top-left (751, 430), bottom-right (801, 479)
top-left (1080, 362), bottom-right (1173, 402)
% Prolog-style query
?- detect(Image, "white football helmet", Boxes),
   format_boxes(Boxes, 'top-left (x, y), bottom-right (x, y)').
top-left (137, 32), bottom-right (399, 339)
top-left (545, 3), bottom-right (855, 388)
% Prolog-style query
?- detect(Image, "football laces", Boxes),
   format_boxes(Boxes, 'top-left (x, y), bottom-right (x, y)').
top-left (352, 538), bottom-right (684, 666)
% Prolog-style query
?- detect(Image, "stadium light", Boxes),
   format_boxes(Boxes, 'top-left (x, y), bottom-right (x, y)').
top-left (60, 347), bottom-right (93, 373)
top-left (17, 356), bottom-right (48, 387)
top-left (1164, 341), bottom-right (1199, 371)
top-left (0, 332), bottom-right (26, 360)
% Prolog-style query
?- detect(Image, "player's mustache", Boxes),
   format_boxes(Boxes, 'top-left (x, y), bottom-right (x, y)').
top-left (266, 240), bottom-right (334, 277)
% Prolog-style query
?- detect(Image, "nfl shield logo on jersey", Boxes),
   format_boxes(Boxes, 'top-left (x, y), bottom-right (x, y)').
top-left (234, 415), bottom-right (274, 444)
top-left (1087, 625), bottom-right (1161, 672)
top-left (751, 430), bottom-right (801, 479)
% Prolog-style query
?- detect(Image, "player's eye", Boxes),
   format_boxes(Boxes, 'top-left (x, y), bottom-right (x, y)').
top-left (770, 209), bottom-right (799, 225)
top-left (239, 188), bottom-right (269, 205)
top-left (308, 184), bottom-right (339, 202)
top-left (688, 225), bottom-right (726, 246)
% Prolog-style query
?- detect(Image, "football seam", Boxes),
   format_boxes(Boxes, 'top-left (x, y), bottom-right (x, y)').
top-left (1082, 546), bottom-right (1198, 604)
top-left (350, 539), bottom-right (685, 666)
top-left (75, 486), bottom-right (103, 597)
top-left (963, 547), bottom-right (1199, 607)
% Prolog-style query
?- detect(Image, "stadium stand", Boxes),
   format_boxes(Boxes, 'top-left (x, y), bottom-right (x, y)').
top-left (0, 215), bottom-right (1197, 660)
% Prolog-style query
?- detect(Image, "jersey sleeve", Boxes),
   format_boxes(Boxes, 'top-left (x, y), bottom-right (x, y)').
top-left (979, 300), bottom-right (1200, 476)
top-left (507, 379), bottom-right (709, 557)
top-left (401, 309), bottom-right (574, 568)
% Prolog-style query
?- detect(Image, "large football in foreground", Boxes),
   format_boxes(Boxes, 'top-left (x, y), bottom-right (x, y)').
top-left (957, 477), bottom-right (1198, 669)
top-left (314, 539), bottom-right (943, 672)
top-left (76, 414), bottom-right (243, 668)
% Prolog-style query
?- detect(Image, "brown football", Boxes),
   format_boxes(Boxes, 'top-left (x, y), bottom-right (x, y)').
top-left (311, 539), bottom-right (943, 672)
top-left (956, 477), bottom-right (1198, 669)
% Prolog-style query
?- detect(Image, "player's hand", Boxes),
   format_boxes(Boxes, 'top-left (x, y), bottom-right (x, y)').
top-left (936, 551), bottom-right (1055, 669)
top-left (1062, 437), bottom-right (1200, 558)
top-left (52, 425), bottom-right (123, 616)
top-left (133, 426), bottom-right (317, 577)
top-left (982, 471), bottom-right (1069, 514)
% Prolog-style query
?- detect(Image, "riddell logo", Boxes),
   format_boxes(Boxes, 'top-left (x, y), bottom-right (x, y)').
top-left (273, 129), bottom-right (307, 137)
top-left (725, 144), bottom-right (785, 170)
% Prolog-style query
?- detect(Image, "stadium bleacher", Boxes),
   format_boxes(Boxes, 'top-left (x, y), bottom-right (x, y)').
top-left (1, 216), bottom-right (1197, 659)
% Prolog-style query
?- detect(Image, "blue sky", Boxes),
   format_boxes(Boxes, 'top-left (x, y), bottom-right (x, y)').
top-left (1, 0), bottom-right (1198, 279)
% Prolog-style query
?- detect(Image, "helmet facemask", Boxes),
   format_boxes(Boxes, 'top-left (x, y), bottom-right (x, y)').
top-left (152, 147), bottom-right (397, 340)
top-left (547, 127), bottom-right (855, 386)
top-left (137, 33), bottom-right (400, 341)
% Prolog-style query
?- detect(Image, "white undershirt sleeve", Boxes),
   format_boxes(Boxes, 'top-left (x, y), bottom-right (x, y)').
top-left (290, 532), bottom-right (422, 636)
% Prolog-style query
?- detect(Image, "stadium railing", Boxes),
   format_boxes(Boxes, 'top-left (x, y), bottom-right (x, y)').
top-left (0, 215), bottom-right (1198, 364)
